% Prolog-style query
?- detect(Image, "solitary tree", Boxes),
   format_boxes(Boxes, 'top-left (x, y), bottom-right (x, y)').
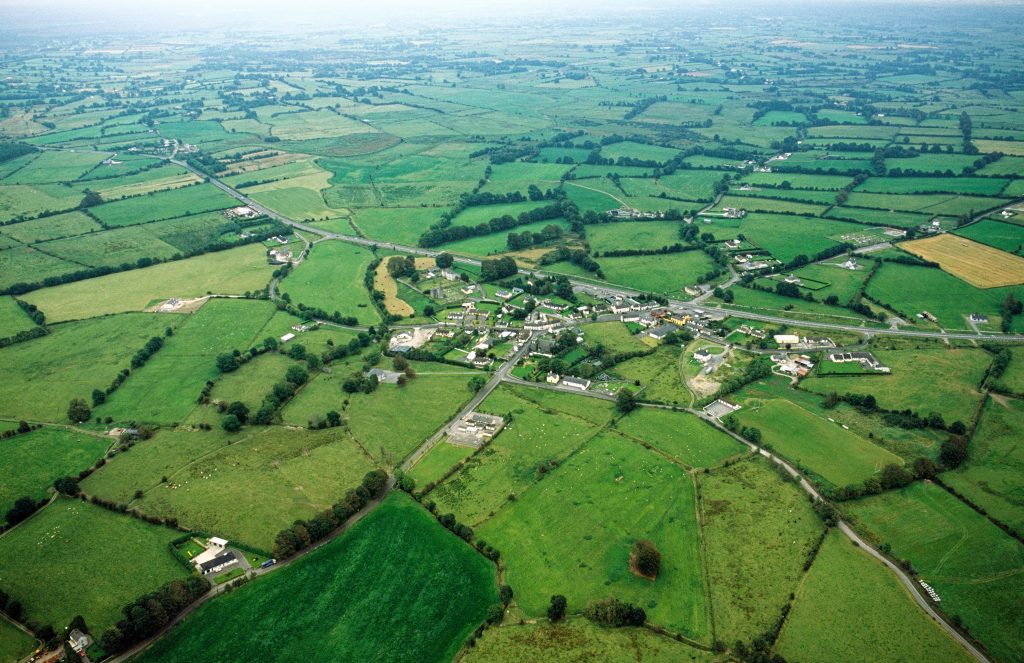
top-left (632, 540), bottom-right (661, 578)
top-left (616, 388), bottom-right (637, 414)
top-left (221, 414), bottom-right (241, 432)
top-left (547, 595), bottom-right (567, 622)
top-left (67, 398), bottom-right (91, 423)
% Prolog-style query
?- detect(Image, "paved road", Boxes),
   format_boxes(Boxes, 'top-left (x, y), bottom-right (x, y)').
top-left (400, 340), bottom-right (532, 472)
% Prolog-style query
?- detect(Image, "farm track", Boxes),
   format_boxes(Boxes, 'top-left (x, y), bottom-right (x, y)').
top-left (176, 158), bottom-right (1024, 343)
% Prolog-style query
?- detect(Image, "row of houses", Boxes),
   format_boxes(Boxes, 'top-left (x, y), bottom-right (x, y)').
top-left (827, 351), bottom-right (890, 373)
top-left (546, 373), bottom-right (591, 390)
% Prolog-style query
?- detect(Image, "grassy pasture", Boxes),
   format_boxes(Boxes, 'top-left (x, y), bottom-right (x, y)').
top-left (478, 432), bottom-right (709, 640)
top-left (774, 530), bottom-right (973, 663)
top-left (0, 427), bottom-right (109, 515)
top-left (441, 218), bottom-right (572, 256)
top-left (431, 385), bottom-right (615, 525)
top-left (278, 240), bottom-right (381, 324)
top-left (802, 348), bottom-right (989, 424)
top-left (740, 172), bottom-right (853, 190)
top-left (613, 408), bottom-right (745, 468)
top-left (865, 262), bottom-right (1018, 330)
top-left (699, 457), bottom-right (823, 643)
top-left (597, 250), bottom-right (720, 295)
top-left (582, 321), bottom-right (651, 353)
top-left (86, 426), bottom-right (374, 550)
top-left (136, 494), bottom-right (497, 663)
top-left (941, 396), bottom-right (1024, 532)
top-left (611, 346), bottom-right (692, 405)
top-left (2, 150), bottom-right (107, 184)
top-left (0, 245), bottom-right (80, 289)
top-left (993, 348), bottom-right (1024, 395)
top-left (38, 224), bottom-right (181, 268)
top-left (97, 299), bottom-right (276, 424)
top-left (600, 141), bottom-right (680, 163)
top-left (847, 482), bottom-right (1024, 663)
top-left (0, 313), bottom-right (177, 422)
top-left (0, 499), bottom-right (187, 634)
top-left (21, 243), bottom-right (273, 322)
top-left (407, 440), bottom-right (476, 487)
top-left (352, 207), bottom-right (441, 245)
top-left (713, 195), bottom-right (828, 217)
top-left (585, 221), bottom-right (683, 253)
top-left (730, 396), bottom-right (902, 487)
top-left (0, 184), bottom-right (84, 222)
top-left (1, 210), bottom-right (100, 244)
top-left (0, 619), bottom-right (36, 663)
top-left (464, 620), bottom-right (715, 662)
top-left (89, 183), bottom-right (237, 227)
top-left (0, 295), bottom-right (35, 338)
top-left (954, 219), bottom-right (1024, 254)
top-left (854, 177), bottom-right (1009, 196)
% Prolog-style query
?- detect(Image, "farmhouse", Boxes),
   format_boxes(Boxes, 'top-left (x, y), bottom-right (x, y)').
top-left (969, 313), bottom-right (989, 323)
top-left (693, 348), bottom-right (714, 364)
top-left (561, 376), bottom-right (591, 390)
top-left (546, 372), bottom-right (561, 384)
top-left (647, 323), bottom-right (678, 341)
top-left (68, 628), bottom-right (92, 654)
top-left (191, 536), bottom-right (231, 571)
top-left (199, 551), bottom-right (239, 576)
top-left (367, 368), bottom-right (404, 384)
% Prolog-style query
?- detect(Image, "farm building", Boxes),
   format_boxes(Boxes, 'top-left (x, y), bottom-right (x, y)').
top-left (827, 351), bottom-right (890, 373)
top-left (561, 376), bottom-right (591, 390)
top-left (448, 412), bottom-right (505, 447)
top-left (774, 334), bottom-right (799, 346)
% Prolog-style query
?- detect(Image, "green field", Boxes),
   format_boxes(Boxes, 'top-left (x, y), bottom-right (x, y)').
top-left (0, 427), bottom-right (109, 514)
top-left (407, 440), bottom-right (476, 487)
top-left (613, 407), bottom-right (744, 468)
top-left (278, 240), bottom-right (381, 324)
top-left (0, 313), bottom-right (178, 421)
top-left (0, 499), bottom-right (188, 633)
top-left (585, 221), bottom-right (684, 253)
top-left (941, 396), bottom-right (1024, 532)
top-left (847, 482), bottom-right (1024, 663)
top-left (597, 250), bottom-right (720, 295)
top-left (730, 396), bottom-right (902, 487)
top-left (21, 243), bottom-right (273, 322)
top-left (955, 219), bottom-right (1024, 254)
top-left (479, 431), bottom-right (709, 639)
top-left (699, 457), bottom-right (823, 643)
top-left (136, 494), bottom-right (497, 663)
top-left (84, 426), bottom-right (375, 550)
top-left (0, 296), bottom-right (35, 338)
top-left (0, 619), bottom-right (36, 663)
top-left (431, 385), bottom-right (616, 525)
top-left (464, 620), bottom-right (715, 662)
top-left (774, 530), bottom-right (973, 663)
top-left (581, 321), bottom-right (651, 353)
top-left (97, 299), bottom-right (277, 424)
top-left (802, 348), bottom-right (990, 424)
top-left (89, 183), bottom-right (237, 227)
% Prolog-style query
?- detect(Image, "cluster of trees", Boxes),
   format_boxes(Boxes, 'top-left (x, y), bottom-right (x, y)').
top-left (716, 356), bottom-right (773, 398)
top-left (985, 346), bottom-right (1012, 384)
top-left (538, 246), bottom-right (601, 276)
top-left (0, 140), bottom-right (36, 163)
top-left (480, 256), bottom-right (519, 281)
top-left (272, 470), bottom-right (388, 560)
top-left (98, 576), bottom-right (211, 654)
top-left (386, 255), bottom-right (417, 280)
top-left (832, 458), bottom-right (937, 502)
top-left (131, 335), bottom-right (165, 370)
top-left (1001, 293), bottom-right (1022, 333)
top-left (418, 202), bottom-right (565, 248)
top-left (631, 539), bottom-right (661, 578)
top-left (960, 111), bottom-right (978, 155)
top-left (583, 597), bottom-right (646, 627)
top-left (506, 223), bottom-right (562, 250)
top-left (0, 420), bottom-right (35, 440)
top-left (4, 495), bottom-right (46, 528)
top-left (342, 371), bottom-right (379, 394)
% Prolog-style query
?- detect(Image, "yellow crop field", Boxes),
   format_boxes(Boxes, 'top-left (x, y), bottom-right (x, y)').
top-left (901, 233), bottom-right (1024, 288)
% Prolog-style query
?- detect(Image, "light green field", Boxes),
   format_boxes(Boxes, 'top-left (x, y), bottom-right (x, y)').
top-left (612, 346), bottom-right (692, 405)
top-left (941, 396), bottom-right (1024, 532)
top-left (84, 426), bottom-right (375, 551)
top-left (699, 457), bottom-right (823, 643)
top-left (598, 250), bottom-right (720, 295)
top-left (774, 530), bottom-right (974, 663)
top-left (582, 321), bottom-right (651, 353)
top-left (209, 351), bottom-right (302, 412)
top-left (97, 299), bottom-right (276, 424)
top-left (802, 348), bottom-right (990, 424)
top-left (441, 218), bottom-right (572, 256)
top-left (279, 240), bottom-right (381, 324)
top-left (21, 243), bottom-right (274, 322)
top-left (407, 440), bottom-right (476, 487)
top-left (1, 210), bottom-right (101, 244)
top-left (0, 499), bottom-right (188, 633)
top-left (731, 397), bottom-right (902, 487)
top-left (431, 385), bottom-right (615, 525)
top-left (585, 221), bottom-right (684, 253)
top-left (464, 620), bottom-right (715, 663)
top-left (353, 207), bottom-right (442, 245)
top-left (136, 494), bottom-right (497, 663)
top-left (0, 313), bottom-right (178, 422)
top-left (89, 183), bottom-right (237, 227)
top-left (479, 431), bottom-right (709, 640)
top-left (613, 408), bottom-right (746, 469)
top-left (0, 427), bottom-right (109, 514)
top-left (847, 482), bottom-right (1024, 663)
top-left (0, 296), bottom-right (35, 338)
top-left (0, 619), bottom-right (36, 663)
